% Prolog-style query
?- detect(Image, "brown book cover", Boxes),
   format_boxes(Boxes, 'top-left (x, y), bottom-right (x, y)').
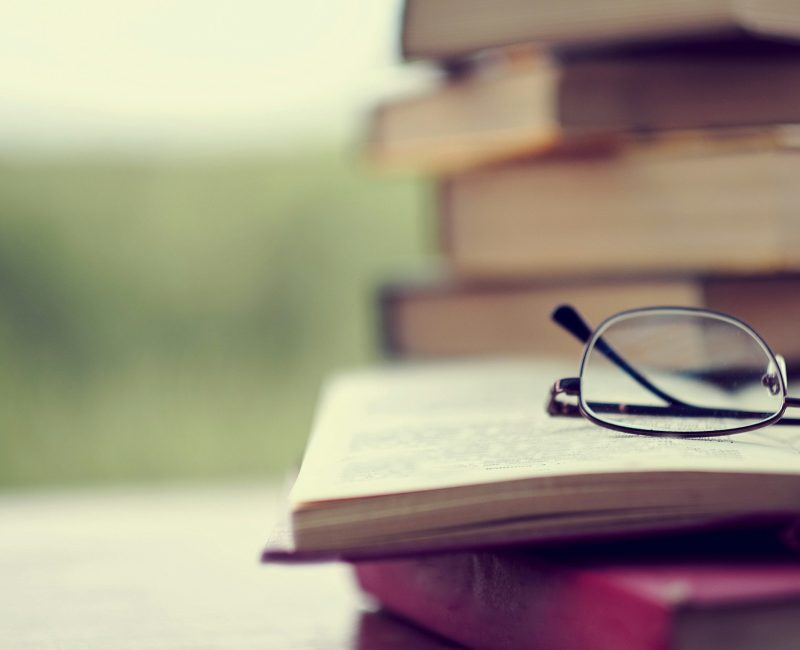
top-left (438, 131), bottom-right (800, 278)
top-left (379, 273), bottom-right (800, 364)
top-left (368, 47), bottom-right (800, 172)
top-left (401, 0), bottom-right (800, 62)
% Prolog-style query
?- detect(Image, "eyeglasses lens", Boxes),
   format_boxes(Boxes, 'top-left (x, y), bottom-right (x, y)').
top-left (580, 311), bottom-right (784, 434)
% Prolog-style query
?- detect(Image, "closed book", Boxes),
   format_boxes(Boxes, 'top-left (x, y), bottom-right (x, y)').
top-left (401, 0), bottom-right (800, 62)
top-left (379, 274), bottom-right (800, 363)
top-left (356, 547), bottom-right (800, 650)
top-left (369, 46), bottom-right (800, 172)
top-left (439, 131), bottom-right (800, 277)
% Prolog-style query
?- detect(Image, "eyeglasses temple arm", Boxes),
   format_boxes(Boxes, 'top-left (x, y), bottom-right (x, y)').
top-left (551, 304), bottom-right (593, 343)
top-left (552, 304), bottom-right (691, 407)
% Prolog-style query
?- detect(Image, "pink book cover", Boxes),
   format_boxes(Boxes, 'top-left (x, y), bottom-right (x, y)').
top-left (354, 544), bottom-right (800, 650)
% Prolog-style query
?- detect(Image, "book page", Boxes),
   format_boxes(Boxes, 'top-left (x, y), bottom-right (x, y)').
top-left (292, 360), bottom-right (800, 503)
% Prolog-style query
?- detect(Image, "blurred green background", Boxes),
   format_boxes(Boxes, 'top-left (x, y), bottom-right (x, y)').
top-left (0, 151), bottom-right (428, 486)
top-left (0, 0), bottom-right (433, 487)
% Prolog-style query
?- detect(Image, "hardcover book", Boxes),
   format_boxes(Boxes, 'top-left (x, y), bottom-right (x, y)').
top-left (439, 131), bottom-right (800, 277)
top-left (379, 274), bottom-right (800, 363)
top-left (356, 544), bottom-right (800, 650)
top-left (369, 46), bottom-right (800, 172)
top-left (401, 0), bottom-right (800, 61)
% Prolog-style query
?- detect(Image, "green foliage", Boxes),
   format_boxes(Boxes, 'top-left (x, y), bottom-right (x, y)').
top-left (0, 150), bottom-right (429, 486)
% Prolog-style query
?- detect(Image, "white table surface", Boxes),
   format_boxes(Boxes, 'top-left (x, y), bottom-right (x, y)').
top-left (0, 482), bottom-right (461, 649)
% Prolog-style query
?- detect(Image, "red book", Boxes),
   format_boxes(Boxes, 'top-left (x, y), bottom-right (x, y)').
top-left (355, 547), bottom-right (800, 650)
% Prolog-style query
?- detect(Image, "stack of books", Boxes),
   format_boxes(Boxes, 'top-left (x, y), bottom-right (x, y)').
top-left (265, 360), bottom-right (800, 649)
top-left (265, 3), bottom-right (800, 648)
top-left (370, 0), bottom-right (800, 366)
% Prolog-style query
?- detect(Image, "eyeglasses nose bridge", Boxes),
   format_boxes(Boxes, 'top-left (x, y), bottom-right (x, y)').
top-left (762, 372), bottom-right (781, 396)
top-left (777, 355), bottom-right (788, 387)
top-left (763, 355), bottom-right (788, 396)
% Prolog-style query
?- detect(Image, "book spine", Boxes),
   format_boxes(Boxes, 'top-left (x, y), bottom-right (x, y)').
top-left (355, 552), bottom-right (671, 650)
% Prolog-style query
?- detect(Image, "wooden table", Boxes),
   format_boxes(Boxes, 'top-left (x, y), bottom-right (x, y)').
top-left (0, 483), bottom-right (462, 648)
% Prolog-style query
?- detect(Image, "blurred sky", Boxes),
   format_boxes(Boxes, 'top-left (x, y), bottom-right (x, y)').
top-left (0, 0), bottom-right (431, 153)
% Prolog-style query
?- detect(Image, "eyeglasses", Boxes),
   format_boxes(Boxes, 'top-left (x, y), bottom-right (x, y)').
top-left (546, 305), bottom-right (800, 437)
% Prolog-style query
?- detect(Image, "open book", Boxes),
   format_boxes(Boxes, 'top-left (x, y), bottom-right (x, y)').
top-left (264, 360), bottom-right (800, 562)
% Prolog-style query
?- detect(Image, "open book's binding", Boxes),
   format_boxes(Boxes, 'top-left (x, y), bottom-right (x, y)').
top-left (263, 511), bottom-right (800, 564)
